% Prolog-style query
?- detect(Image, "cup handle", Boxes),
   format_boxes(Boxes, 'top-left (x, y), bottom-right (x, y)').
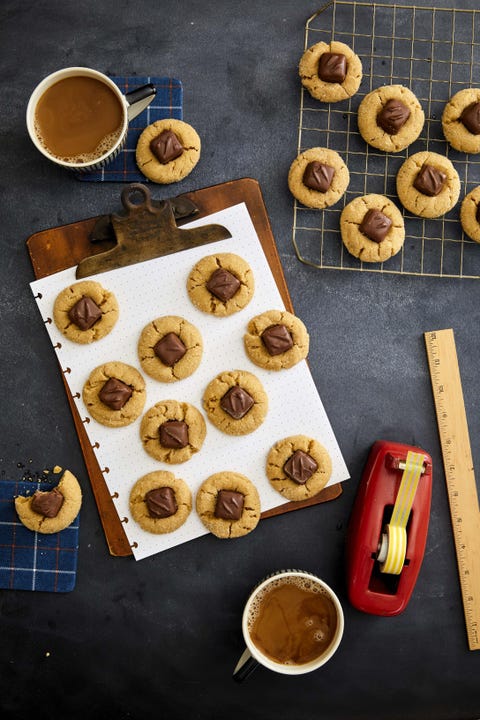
top-left (232, 647), bottom-right (259, 682)
top-left (124, 83), bottom-right (157, 121)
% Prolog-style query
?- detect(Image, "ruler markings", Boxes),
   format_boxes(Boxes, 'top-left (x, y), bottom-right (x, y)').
top-left (424, 328), bottom-right (480, 651)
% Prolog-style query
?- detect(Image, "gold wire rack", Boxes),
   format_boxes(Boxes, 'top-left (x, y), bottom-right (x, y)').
top-left (292, 1), bottom-right (480, 278)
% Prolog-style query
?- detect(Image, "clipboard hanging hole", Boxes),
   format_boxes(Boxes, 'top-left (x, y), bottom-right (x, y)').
top-left (121, 516), bottom-right (129, 524)
top-left (121, 183), bottom-right (154, 213)
top-left (44, 317), bottom-right (52, 324)
top-left (34, 292), bottom-right (43, 299)
top-left (102, 466), bottom-right (110, 474)
top-left (54, 342), bottom-right (62, 349)
top-left (92, 441), bottom-right (100, 449)
top-left (111, 491), bottom-right (119, 499)
top-left (73, 391), bottom-right (80, 399)
top-left (63, 367), bottom-right (71, 374)
top-left (82, 416), bottom-right (90, 424)
top-left (131, 541), bottom-right (138, 549)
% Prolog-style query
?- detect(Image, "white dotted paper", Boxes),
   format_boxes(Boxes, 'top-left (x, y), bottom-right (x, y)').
top-left (30, 203), bottom-right (349, 560)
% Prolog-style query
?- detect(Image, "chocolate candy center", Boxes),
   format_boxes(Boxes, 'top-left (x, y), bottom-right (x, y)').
top-left (359, 209), bottom-right (392, 243)
top-left (159, 420), bottom-right (189, 449)
top-left (284, 450), bottom-right (318, 484)
top-left (318, 52), bottom-right (347, 83)
top-left (377, 99), bottom-right (411, 135)
top-left (145, 487), bottom-right (178, 519)
top-left (149, 129), bottom-right (184, 164)
top-left (214, 489), bottom-right (245, 520)
top-left (261, 324), bottom-right (294, 356)
top-left (206, 267), bottom-right (241, 302)
top-left (68, 295), bottom-right (102, 330)
top-left (31, 488), bottom-right (64, 518)
top-left (98, 377), bottom-right (133, 410)
top-left (476, 203), bottom-right (480, 225)
top-left (302, 161), bottom-right (335, 192)
top-left (220, 386), bottom-right (254, 419)
top-left (413, 163), bottom-right (446, 197)
top-left (460, 102), bottom-right (480, 135)
top-left (154, 332), bottom-right (187, 367)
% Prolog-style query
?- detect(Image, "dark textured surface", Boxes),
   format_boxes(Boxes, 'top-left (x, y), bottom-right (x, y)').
top-left (1, 1), bottom-right (480, 718)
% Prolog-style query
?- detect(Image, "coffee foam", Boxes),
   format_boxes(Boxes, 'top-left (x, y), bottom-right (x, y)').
top-left (33, 121), bottom-right (122, 165)
top-left (247, 575), bottom-right (328, 632)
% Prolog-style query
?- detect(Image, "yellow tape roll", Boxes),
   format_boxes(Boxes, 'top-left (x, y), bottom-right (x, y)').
top-left (379, 524), bottom-right (407, 575)
top-left (376, 451), bottom-right (424, 576)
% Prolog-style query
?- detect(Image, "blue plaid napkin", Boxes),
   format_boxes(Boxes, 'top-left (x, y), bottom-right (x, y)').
top-left (77, 76), bottom-right (183, 182)
top-left (0, 479), bottom-right (80, 592)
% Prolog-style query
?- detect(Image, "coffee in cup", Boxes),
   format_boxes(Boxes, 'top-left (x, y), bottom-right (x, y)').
top-left (34, 75), bottom-right (124, 164)
top-left (26, 67), bottom-right (156, 172)
top-left (233, 570), bottom-right (344, 679)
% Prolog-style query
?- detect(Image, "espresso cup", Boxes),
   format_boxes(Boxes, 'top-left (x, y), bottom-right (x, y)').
top-left (26, 67), bottom-right (156, 172)
top-left (233, 570), bottom-right (344, 680)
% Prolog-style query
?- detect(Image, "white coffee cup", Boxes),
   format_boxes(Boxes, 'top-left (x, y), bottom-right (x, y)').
top-left (26, 67), bottom-right (156, 172)
top-left (233, 569), bottom-right (344, 680)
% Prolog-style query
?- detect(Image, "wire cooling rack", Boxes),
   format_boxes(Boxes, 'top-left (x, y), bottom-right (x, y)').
top-left (292, 1), bottom-right (480, 278)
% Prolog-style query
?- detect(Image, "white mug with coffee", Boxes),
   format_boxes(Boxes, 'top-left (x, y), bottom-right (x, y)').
top-left (26, 67), bottom-right (156, 172)
top-left (233, 570), bottom-right (344, 680)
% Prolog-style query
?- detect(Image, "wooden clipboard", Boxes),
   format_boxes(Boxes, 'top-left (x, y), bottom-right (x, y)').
top-left (26, 178), bottom-right (342, 557)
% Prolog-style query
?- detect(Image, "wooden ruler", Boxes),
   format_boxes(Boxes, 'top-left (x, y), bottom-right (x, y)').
top-left (424, 329), bottom-right (480, 651)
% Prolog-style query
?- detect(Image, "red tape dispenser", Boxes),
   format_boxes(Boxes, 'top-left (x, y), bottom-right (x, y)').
top-left (346, 440), bottom-right (432, 616)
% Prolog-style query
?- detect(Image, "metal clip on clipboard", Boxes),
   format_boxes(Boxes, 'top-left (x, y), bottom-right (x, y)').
top-left (76, 183), bottom-right (232, 278)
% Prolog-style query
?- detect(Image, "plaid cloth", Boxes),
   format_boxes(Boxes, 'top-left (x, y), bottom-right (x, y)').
top-left (0, 480), bottom-right (80, 592)
top-left (77, 76), bottom-right (183, 182)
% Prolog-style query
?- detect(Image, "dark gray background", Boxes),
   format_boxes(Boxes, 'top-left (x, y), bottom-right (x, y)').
top-left (1, 1), bottom-right (480, 718)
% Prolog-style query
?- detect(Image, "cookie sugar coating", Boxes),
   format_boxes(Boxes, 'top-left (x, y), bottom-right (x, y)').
top-left (196, 471), bottom-right (260, 538)
top-left (340, 194), bottom-right (405, 263)
top-left (396, 151), bottom-right (460, 218)
top-left (202, 369), bottom-right (268, 435)
top-left (187, 253), bottom-right (254, 317)
top-left (53, 280), bottom-right (118, 344)
top-left (136, 119), bottom-right (201, 184)
top-left (129, 471), bottom-right (191, 534)
top-left (244, 309), bottom-right (309, 371)
top-left (460, 186), bottom-right (480, 243)
top-left (140, 399), bottom-right (206, 464)
top-left (299, 40), bottom-right (362, 102)
top-left (266, 435), bottom-right (332, 502)
top-left (138, 315), bottom-right (203, 382)
top-left (357, 85), bottom-right (425, 152)
top-left (82, 361), bottom-right (146, 427)
top-left (15, 470), bottom-right (82, 534)
top-left (288, 147), bottom-right (350, 209)
top-left (442, 89), bottom-right (480, 154)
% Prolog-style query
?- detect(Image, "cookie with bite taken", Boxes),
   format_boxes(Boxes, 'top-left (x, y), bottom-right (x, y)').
top-left (15, 470), bottom-right (82, 534)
